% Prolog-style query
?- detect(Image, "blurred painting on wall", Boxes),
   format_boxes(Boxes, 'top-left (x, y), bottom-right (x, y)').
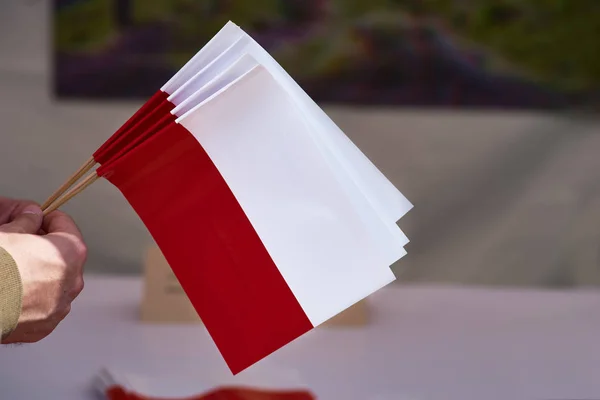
top-left (53, 0), bottom-right (599, 109)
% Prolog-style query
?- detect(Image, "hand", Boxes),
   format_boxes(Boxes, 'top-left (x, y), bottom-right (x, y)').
top-left (0, 204), bottom-right (87, 343)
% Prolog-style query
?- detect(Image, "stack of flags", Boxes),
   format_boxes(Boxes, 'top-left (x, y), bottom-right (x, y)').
top-left (43, 21), bottom-right (413, 375)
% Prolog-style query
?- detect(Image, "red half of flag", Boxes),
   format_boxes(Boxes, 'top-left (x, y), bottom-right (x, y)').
top-left (99, 121), bottom-right (314, 375)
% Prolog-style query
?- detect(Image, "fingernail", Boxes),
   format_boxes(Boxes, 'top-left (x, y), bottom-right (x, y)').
top-left (22, 205), bottom-right (42, 216)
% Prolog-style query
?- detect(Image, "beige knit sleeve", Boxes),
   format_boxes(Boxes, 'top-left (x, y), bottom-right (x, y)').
top-left (0, 246), bottom-right (23, 340)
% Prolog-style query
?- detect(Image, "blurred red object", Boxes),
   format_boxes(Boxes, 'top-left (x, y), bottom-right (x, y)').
top-left (104, 385), bottom-right (316, 400)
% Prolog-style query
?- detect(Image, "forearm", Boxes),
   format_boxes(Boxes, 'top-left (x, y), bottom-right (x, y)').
top-left (0, 247), bottom-right (22, 340)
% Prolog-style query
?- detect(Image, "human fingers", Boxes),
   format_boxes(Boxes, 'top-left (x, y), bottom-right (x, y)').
top-left (0, 198), bottom-right (38, 225)
top-left (42, 210), bottom-right (83, 240)
top-left (0, 205), bottom-right (43, 234)
top-left (0, 197), bottom-right (18, 224)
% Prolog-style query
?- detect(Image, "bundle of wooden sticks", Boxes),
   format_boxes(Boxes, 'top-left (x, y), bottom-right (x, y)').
top-left (41, 157), bottom-right (99, 215)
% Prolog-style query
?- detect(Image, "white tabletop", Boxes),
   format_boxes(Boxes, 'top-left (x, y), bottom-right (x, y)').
top-left (1, 276), bottom-right (600, 400)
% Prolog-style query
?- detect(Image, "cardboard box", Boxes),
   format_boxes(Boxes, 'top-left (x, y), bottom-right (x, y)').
top-left (140, 246), bottom-right (202, 324)
top-left (324, 298), bottom-right (369, 327)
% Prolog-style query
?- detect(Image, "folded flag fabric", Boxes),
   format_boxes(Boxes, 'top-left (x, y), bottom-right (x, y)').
top-left (93, 368), bottom-right (316, 400)
top-left (44, 21), bottom-right (413, 374)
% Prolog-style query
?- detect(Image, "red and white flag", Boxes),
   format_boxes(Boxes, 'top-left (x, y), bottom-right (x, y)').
top-left (66, 22), bottom-right (413, 375)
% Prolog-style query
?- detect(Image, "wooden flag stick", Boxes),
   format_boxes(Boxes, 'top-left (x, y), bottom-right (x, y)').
top-left (41, 157), bottom-right (97, 210)
top-left (43, 171), bottom-right (100, 216)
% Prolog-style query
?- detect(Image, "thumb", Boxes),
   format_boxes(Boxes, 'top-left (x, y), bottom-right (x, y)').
top-left (0, 205), bottom-right (43, 234)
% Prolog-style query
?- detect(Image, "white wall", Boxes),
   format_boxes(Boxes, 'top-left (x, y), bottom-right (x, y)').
top-left (2, 1), bottom-right (600, 287)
